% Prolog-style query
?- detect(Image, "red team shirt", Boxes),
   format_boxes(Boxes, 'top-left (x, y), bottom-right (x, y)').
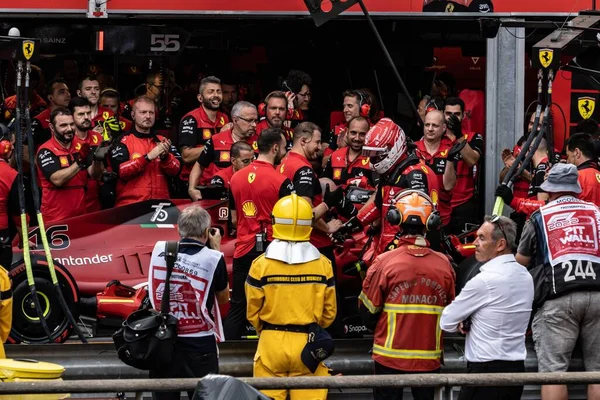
top-left (179, 107), bottom-right (230, 181)
top-left (229, 160), bottom-right (294, 258)
top-left (416, 137), bottom-right (454, 226)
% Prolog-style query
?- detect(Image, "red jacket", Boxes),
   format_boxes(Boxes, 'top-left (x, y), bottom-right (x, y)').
top-left (73, 131), bottom-right (104, 213)
top-left (360, 241), bottom-right (455, 371)
top-left (451, 131), bottom-right (483, 208)
top-left (230, 160), bottom-right (294, 258)
top-left (415, 138), bottom-right (454, 226)
top-left (36, 135), bottom-right (88, 223)
top-left (110, 130), bottom-right (180, 207)
top-left (196, 129), bottom-right (257, 186)
top-left (179, 106), bottom-right (230, 181)
top-left (255, 119), bottom-right (293, 150)
top-left (279, 151), bottom-right (331, 249)
top-left (2, 92), bottom-right (47, 123)
top-left (578, 160), bottom-right (600, 206)
top-left (321, 146), bottom-right (376, 190)
top-left (0, 159), bottom-right (18, 231)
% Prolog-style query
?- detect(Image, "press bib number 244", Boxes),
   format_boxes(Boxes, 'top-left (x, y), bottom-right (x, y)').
top-left (562, 260), bottom-right (597, 282)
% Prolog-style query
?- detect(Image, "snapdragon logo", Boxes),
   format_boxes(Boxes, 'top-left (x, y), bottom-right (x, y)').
top-left (344, 325), bottom-right (368, 334)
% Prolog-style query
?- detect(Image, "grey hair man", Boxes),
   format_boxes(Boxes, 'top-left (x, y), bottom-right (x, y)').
top-left (441, 215), bottom-right (534, 400)
top-left (148, 204), bottom-right (229, 400)
top-left (517, 163), bottom-right (600, 400)
top-left (188, 101), bottom-right (258, 201)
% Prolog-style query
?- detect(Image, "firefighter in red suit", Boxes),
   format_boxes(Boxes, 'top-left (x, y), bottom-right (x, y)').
top-left (188, 101), bottom-right (258, 200)
top-left (256, 91), bottom-right (294, 150)
top-left (179, 76), bottom-right (230, 183)
top-left (110, 97), bottom-right (181, 207)
top-left (443, 97), bottom-right (484, 235)
top-left (359, 190), bottom-right (455, 400)
top-left (415, 110), bottom-right (456, 228)
top-left (225, 128), bottom-right (294, 340)
top-left (1, 65), bottom-right (46, 124)
top-left (36, 108), bottom-right (104, 223)
top-left (209, 141), bottom-right (254, 190)
top-left (340, 118), bottom-right (440, 260)
top-left (322, 116), bottom-right (377, 190)
top-left (0, 124), bottom-right (21, 268)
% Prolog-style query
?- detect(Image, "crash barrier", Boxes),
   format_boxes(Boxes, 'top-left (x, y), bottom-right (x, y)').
top-left (8, 338), bottom-right (581, 380)
top-left (1, 372), bottom-right (600, 396)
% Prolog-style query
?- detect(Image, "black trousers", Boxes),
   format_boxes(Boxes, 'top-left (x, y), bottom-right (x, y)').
top-left (373, 361), bottom-right (439, 400)
top-left (448, 197), bottom-right (479, 236)
top-left (149, 349), bottom-right (218, 400)
top-left (0, 229), bottom-right (12, 271)
top-left (223, 248), bottom-right (264, 340)
top-left (319, 246), bottom-right (345, 339)
top-left (457, 360), bottom-right (525, 400)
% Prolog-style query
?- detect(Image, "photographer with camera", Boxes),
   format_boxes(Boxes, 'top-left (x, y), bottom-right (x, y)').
top-left (148, 204), bottom-right (229, 400)
top-left (358, 190), bottom-right (454, 400)
top-left (440, 216), bottom-right (533, 400)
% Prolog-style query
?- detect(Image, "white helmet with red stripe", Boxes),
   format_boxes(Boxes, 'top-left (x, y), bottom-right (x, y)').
top-left (362, 118), bottom-right (407, 174)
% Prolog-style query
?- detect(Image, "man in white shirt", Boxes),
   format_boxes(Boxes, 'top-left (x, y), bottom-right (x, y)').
top-left (440, 215), bottom-right (534, 400)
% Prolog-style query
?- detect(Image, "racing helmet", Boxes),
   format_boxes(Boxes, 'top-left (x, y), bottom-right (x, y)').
top-left (362, 118), bottom-right (407, 174)
top-left (386, 190), bottom-right (441, 231)
top-left (271, 194), bottom-right (314, 242)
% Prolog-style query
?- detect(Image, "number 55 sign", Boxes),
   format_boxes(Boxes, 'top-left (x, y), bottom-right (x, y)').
top-left (150, 34), bottom-right (181, 52)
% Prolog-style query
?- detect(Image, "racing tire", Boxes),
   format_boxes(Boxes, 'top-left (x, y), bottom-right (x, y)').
top-left (8, 259), bottom-right (80, 344)
top-left (454, 255), bottom-right (483, 296)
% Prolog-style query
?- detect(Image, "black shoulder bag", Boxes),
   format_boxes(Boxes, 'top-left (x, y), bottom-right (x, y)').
top-left (113, 241), bottom-right (179, 370)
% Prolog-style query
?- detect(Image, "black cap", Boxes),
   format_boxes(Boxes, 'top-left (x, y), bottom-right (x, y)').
top-left (301, 324), bottom-right (335, 373)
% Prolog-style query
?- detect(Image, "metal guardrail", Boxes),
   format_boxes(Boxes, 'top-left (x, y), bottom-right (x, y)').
top-left (1, 373), bottom-right (600, 395)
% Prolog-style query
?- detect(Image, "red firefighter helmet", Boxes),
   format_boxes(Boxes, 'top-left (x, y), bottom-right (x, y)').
top-left (362, 118), bottom-right (407, 174)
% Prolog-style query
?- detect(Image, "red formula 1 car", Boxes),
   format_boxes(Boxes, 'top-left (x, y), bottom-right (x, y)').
top-left (8, 189), bottom-right (478, 344)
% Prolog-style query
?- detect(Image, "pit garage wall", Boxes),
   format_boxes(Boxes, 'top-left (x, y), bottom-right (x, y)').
top-left (1, 0), bottom-right (596, 15)
top-left (485, 22), bottom-right (525, 215)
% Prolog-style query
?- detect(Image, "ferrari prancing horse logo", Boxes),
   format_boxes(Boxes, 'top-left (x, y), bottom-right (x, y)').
top-left (578, 97), bottom-right (595, 120)
top-left (539, 48), bottom-right (553, 68)
top-left (22, 40), bottom-right (35, 61)
top-left (248, 172), bottom-right (256, 183)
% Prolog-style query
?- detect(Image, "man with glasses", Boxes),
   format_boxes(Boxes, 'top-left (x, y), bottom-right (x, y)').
top-left (283, 69), bottom-right (312, 129)
top-left (441, 215), bottom-right (533, 400)
top-left (209, 141), bottom-right (254, 190)
top-left (188, 101), bottom-right (258, 201)
top-left (516, 163), bottom-right (600, 400)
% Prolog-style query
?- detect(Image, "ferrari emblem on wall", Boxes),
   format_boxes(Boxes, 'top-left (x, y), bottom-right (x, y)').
top-left (539, 48), bottom-right (553, 68)
top-left (22, 40), bottom-right (35, 60)
top-left (578, 97), bottom-right (595, 120)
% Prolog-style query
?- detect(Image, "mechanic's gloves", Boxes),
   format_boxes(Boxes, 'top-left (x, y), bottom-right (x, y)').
top-left (447, 114), bottom-right (462, 137)
top-left (93, 142), bottom-right (111, 162)
top-left (337, 216), bottom-right (364, 236)
top-left (448, 138), bottom-right (467, 163)
top-left (323, 184), bottom-right (344, 209)
top-left (100, 116), bottom-right (122, 141)
top-left (495, 184), bottom-right (514, 205)
top-left (75, 142), bottom-right (90, 168)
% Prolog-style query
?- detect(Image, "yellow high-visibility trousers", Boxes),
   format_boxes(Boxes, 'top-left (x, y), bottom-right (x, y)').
top-left (253, 330), bottom-right (329, 400)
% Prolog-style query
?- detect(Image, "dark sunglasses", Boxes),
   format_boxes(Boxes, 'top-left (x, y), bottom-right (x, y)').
top-left (491, 215), bottom-right (508, 243)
